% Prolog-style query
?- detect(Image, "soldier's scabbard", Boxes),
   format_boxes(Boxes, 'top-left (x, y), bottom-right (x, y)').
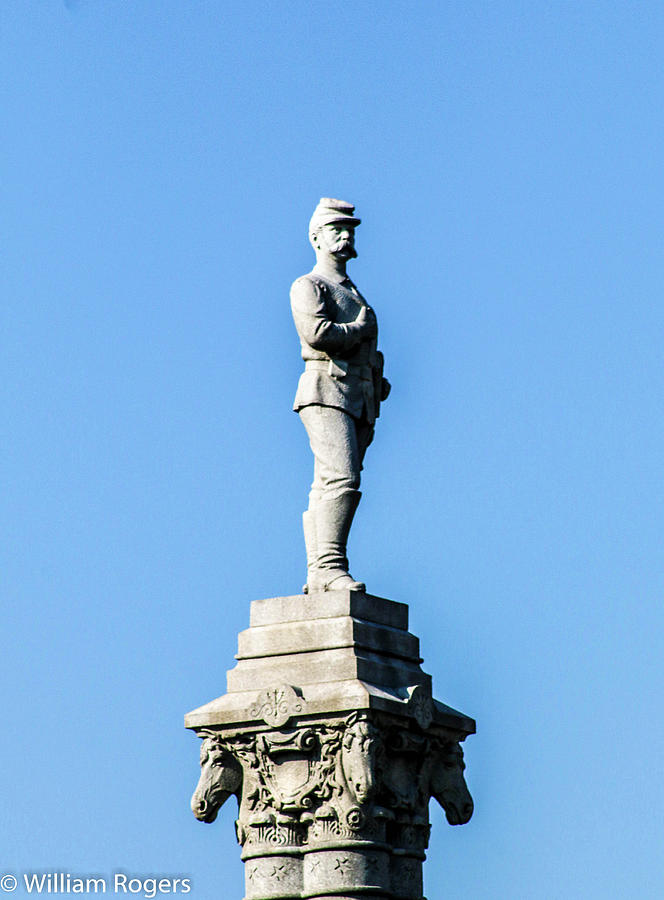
top-left (372, 350), bottom-right (384, 419)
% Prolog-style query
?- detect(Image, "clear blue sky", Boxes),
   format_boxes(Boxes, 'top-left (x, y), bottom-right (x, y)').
top-left (3, 2), bottom-right (663, 898)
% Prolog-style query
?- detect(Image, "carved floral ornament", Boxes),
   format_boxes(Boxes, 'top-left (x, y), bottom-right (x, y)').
top-left (407, 683), bottom-right (434, 730)
top-left (248, 683), bottom-right (304, 727)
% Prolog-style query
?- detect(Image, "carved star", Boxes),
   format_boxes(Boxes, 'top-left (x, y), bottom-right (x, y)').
top-left (248, 866), bottom-right (259, 882)
top-left (334, 857), bottom-right (350, 874)
top-left (270, 865), bottom-right (285, 881)
top-left (403, 861), bottom-right (418, 881)
top-left (309, 860), bottom-right (320, 874)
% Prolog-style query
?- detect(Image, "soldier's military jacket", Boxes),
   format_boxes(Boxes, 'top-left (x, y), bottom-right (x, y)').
top-left (290, 269), bottom-right (384, 424)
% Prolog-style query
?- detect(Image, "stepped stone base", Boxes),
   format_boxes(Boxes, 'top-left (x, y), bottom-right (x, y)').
top-left (186, 590), bottom-right (475, 900)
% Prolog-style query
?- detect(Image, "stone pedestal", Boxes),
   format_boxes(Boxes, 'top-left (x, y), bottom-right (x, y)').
top-left (185, 590), bottom-right (475, 900)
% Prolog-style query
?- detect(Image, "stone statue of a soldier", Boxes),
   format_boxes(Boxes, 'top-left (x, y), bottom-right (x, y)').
top-left (291, 198), bottom-right (391, 592)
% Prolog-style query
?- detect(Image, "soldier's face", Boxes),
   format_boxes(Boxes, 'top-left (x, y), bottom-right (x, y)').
top-left (319, 224), bottom-right (357, 259)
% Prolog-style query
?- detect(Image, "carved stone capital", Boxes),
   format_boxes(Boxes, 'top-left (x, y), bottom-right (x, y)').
top-left (191, 709), bottom-right (472, 898)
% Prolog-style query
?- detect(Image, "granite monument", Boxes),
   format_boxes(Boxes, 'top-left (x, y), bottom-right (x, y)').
top-left (185, 199), bottom-right (475, 900)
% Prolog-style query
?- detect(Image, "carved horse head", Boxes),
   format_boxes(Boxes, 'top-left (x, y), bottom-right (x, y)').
top-left (429, 742), bottom-right (473, 825)
top-left (341, 714), bottom-right (380, 805)
top-left (191, 735), bottom-right (243, 823)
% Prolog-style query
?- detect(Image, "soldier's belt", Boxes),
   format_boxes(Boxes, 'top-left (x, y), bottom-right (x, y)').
top-left (305, 359), bottom-right (372, 381)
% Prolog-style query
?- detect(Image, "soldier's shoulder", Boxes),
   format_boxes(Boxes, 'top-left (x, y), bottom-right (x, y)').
top-left (292, 271), bottom-right (323, 286)
top-left (290, 273), bottom-right (326, 297)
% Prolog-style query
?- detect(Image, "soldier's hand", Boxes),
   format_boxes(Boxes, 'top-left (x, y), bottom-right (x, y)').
top-left (355, 305), bottom-right (377, 338)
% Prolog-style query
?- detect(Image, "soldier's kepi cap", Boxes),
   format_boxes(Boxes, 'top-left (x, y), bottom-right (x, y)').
top-left (309, 197), bottom-right (361, 238)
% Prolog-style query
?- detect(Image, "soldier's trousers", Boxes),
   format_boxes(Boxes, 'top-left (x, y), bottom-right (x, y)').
top-left (299, 405), bottom-right (374, 505)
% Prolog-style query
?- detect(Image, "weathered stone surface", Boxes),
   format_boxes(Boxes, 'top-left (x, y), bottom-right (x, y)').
top-left (237, 616), bottom-right (420, 662)
top-left (186, 591), bottom-right (475, 899)
top-left (228, 646), bottom-right (430, 694)
top-left (250, 592), bottom-right (409, 631)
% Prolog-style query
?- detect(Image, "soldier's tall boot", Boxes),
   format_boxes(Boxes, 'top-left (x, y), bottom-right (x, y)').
top-left (302, 509), bottom-right (317, 594)
top-left (307, 490), bottom-right (365, 592)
